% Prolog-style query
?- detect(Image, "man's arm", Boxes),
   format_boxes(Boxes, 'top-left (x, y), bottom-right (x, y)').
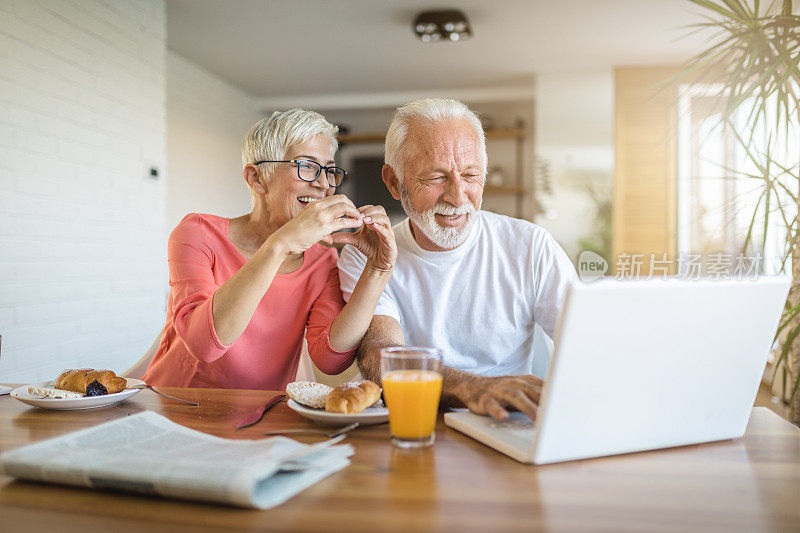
top-left (356, 315), bottom-right (404, 383)
top-left (358, 316), bottom-right (543, 421)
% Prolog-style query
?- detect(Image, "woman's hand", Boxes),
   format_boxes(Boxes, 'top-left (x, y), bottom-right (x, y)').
top-left (327, 205), bottom-right (397, 352)
top-left (331, 205), bottom-right (397, 273)
top-left (268, 195), bottom-right (364, 255)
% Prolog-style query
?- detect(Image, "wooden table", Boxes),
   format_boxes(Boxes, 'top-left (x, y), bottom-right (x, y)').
top-left (1, 387), bottom-right (799, 532)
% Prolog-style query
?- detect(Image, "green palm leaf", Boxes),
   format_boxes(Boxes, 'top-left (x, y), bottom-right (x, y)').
top-left (680, 0), bottom-right (800, 409)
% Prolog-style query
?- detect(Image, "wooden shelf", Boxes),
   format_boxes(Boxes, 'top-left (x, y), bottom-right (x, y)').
top-left (484, 185), bottom-right (526, 195)
top-left (337, 127), bottom-right (525, 144)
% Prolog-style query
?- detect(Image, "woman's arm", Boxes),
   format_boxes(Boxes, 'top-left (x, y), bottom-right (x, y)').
top-left (167, 217), bottom-right (235, 363)
top-left (210, 237), bottom-right (288, 346)
top-left (328, 205), bottom-right (397, 351)
top-left (328, 266), bottom-right (393, 351)
top-left (212, 195), bottom-right (364, 346)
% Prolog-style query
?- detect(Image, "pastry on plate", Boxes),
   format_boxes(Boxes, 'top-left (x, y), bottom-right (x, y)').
top-left (325, 380), bottom-right (381, 414)
top-left (28, 386), bottom-right (84, 399)
top-left (286, 381), bottom-right (333, 409)
top-left (54, 369), bottom-right (127, 395)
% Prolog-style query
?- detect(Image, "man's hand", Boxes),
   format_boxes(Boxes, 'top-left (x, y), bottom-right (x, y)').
top-left (356, 316), bottom-right (543, 421)
top-left (453, 374), bottom-right (544, 421)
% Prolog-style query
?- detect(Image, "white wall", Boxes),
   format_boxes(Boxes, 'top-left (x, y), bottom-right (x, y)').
top-left (0, 0), bottom-right (167, 381)
top-left (166, 51), bottom-right (259, 230)
top-left (534, 69), bottom-right (614, 263)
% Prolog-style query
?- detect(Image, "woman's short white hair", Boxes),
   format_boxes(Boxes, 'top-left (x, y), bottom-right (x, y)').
top-left (241, 109), bottom-right (338, 202)
top-left (384, 98), bottom-right (486, 179)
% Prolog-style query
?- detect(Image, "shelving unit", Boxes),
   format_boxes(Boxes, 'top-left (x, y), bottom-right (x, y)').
top-left (485, 123), bottom-right (526, 218)
top-left (337, 122), bottom-right (527, 218)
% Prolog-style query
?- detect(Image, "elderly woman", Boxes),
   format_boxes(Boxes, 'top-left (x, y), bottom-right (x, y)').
top-left (143, 109), bottom-right (396, 389)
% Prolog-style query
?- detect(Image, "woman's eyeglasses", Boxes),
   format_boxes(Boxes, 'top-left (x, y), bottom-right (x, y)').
top-left (255, 160), bottom-right (346, 187)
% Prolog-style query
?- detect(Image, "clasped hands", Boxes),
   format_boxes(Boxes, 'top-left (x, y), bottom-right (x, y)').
top-left (270, 194), bottom-right (397, 272)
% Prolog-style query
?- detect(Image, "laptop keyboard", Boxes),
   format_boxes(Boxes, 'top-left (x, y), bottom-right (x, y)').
top-left (487, 412), bottom-right (536, 435)
top-left (444, 410), bottom-right (536, 460)
top-left (489, 419), bottom-right (535, 430)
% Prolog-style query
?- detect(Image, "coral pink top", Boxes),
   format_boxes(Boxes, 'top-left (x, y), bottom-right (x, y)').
top-left (143, 213), bottom-right (356, 390)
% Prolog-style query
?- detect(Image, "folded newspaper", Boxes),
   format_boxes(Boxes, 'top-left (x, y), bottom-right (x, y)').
top-left (0, 410), bottom-right (353, 509)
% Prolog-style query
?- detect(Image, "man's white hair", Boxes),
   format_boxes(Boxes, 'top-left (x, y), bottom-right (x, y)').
top-left (384, 98), bottom-right (486, 179)
top-left (241, 109), bottom-right (338, 203)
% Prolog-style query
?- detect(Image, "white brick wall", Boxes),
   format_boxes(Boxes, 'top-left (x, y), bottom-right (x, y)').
top-left (0, 0), bottom-right (168, 381)
top-left (166, 51), bottom-right (258, 229)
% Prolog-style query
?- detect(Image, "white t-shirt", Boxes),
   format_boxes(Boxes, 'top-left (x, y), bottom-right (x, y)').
top-left (337, 210), bottom-right (577, 376)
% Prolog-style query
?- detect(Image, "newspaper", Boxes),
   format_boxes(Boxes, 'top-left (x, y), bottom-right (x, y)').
top-left (0, 410), bottom-right (353, 509)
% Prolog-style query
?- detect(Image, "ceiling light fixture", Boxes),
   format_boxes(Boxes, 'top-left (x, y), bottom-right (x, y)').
top-left (413, 9), bottom-right (472, 43)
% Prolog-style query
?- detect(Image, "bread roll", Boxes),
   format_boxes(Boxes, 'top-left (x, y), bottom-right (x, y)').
top-left (28, 386), bottom-right (84, 399)
top-left (54, 369), bottom-right (127, 394)
top-left (286, 381), bottom-right (333, 409)
top-left (325, 380), bottom-right (381, 414)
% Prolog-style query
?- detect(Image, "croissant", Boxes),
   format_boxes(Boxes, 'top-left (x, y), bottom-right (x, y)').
top-left (54, 369), bottom-right (127, 394)
top-left (325, 380), bottom-right (381, 414)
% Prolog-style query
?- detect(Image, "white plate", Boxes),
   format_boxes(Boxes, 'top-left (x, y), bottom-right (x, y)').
top-left (0, 384), bottom-right (11, 396)
top-left (287, 399), bottom-right (389, 426)
top-left (10, 378), bottom-right (144, 410)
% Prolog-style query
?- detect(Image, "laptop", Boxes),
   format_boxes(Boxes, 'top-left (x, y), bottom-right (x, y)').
top-left (444, 277), bottom-right (790, 464)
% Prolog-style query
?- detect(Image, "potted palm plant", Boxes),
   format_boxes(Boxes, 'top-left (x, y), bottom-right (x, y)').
top-left (678, 0), bottom-right (799, 424)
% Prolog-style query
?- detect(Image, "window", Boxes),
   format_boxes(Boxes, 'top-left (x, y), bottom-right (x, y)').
top-left (677, 84), bottom-right (800, 274)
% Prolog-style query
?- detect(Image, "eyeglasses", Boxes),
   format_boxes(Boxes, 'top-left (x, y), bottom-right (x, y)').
top-left (255, 159), bottom-right (347, 187)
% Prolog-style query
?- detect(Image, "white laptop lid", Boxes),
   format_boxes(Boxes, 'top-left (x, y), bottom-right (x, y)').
top-left (530, 277), bottom-right (790, 464)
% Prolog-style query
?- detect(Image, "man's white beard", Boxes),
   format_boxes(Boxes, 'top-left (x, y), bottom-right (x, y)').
top-left (398, 182), bottom-right (479, 250)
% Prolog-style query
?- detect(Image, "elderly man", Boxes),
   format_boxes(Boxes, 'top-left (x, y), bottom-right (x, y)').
top-left (338, 98), bottom-right (576, 420)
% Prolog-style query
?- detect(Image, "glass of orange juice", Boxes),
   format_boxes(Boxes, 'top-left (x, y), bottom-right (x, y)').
top-left (380, 347), bottom-right (443, 448)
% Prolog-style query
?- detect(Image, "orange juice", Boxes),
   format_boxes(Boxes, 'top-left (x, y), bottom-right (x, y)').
top-left (382, 370), bottom-right (443, 439)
